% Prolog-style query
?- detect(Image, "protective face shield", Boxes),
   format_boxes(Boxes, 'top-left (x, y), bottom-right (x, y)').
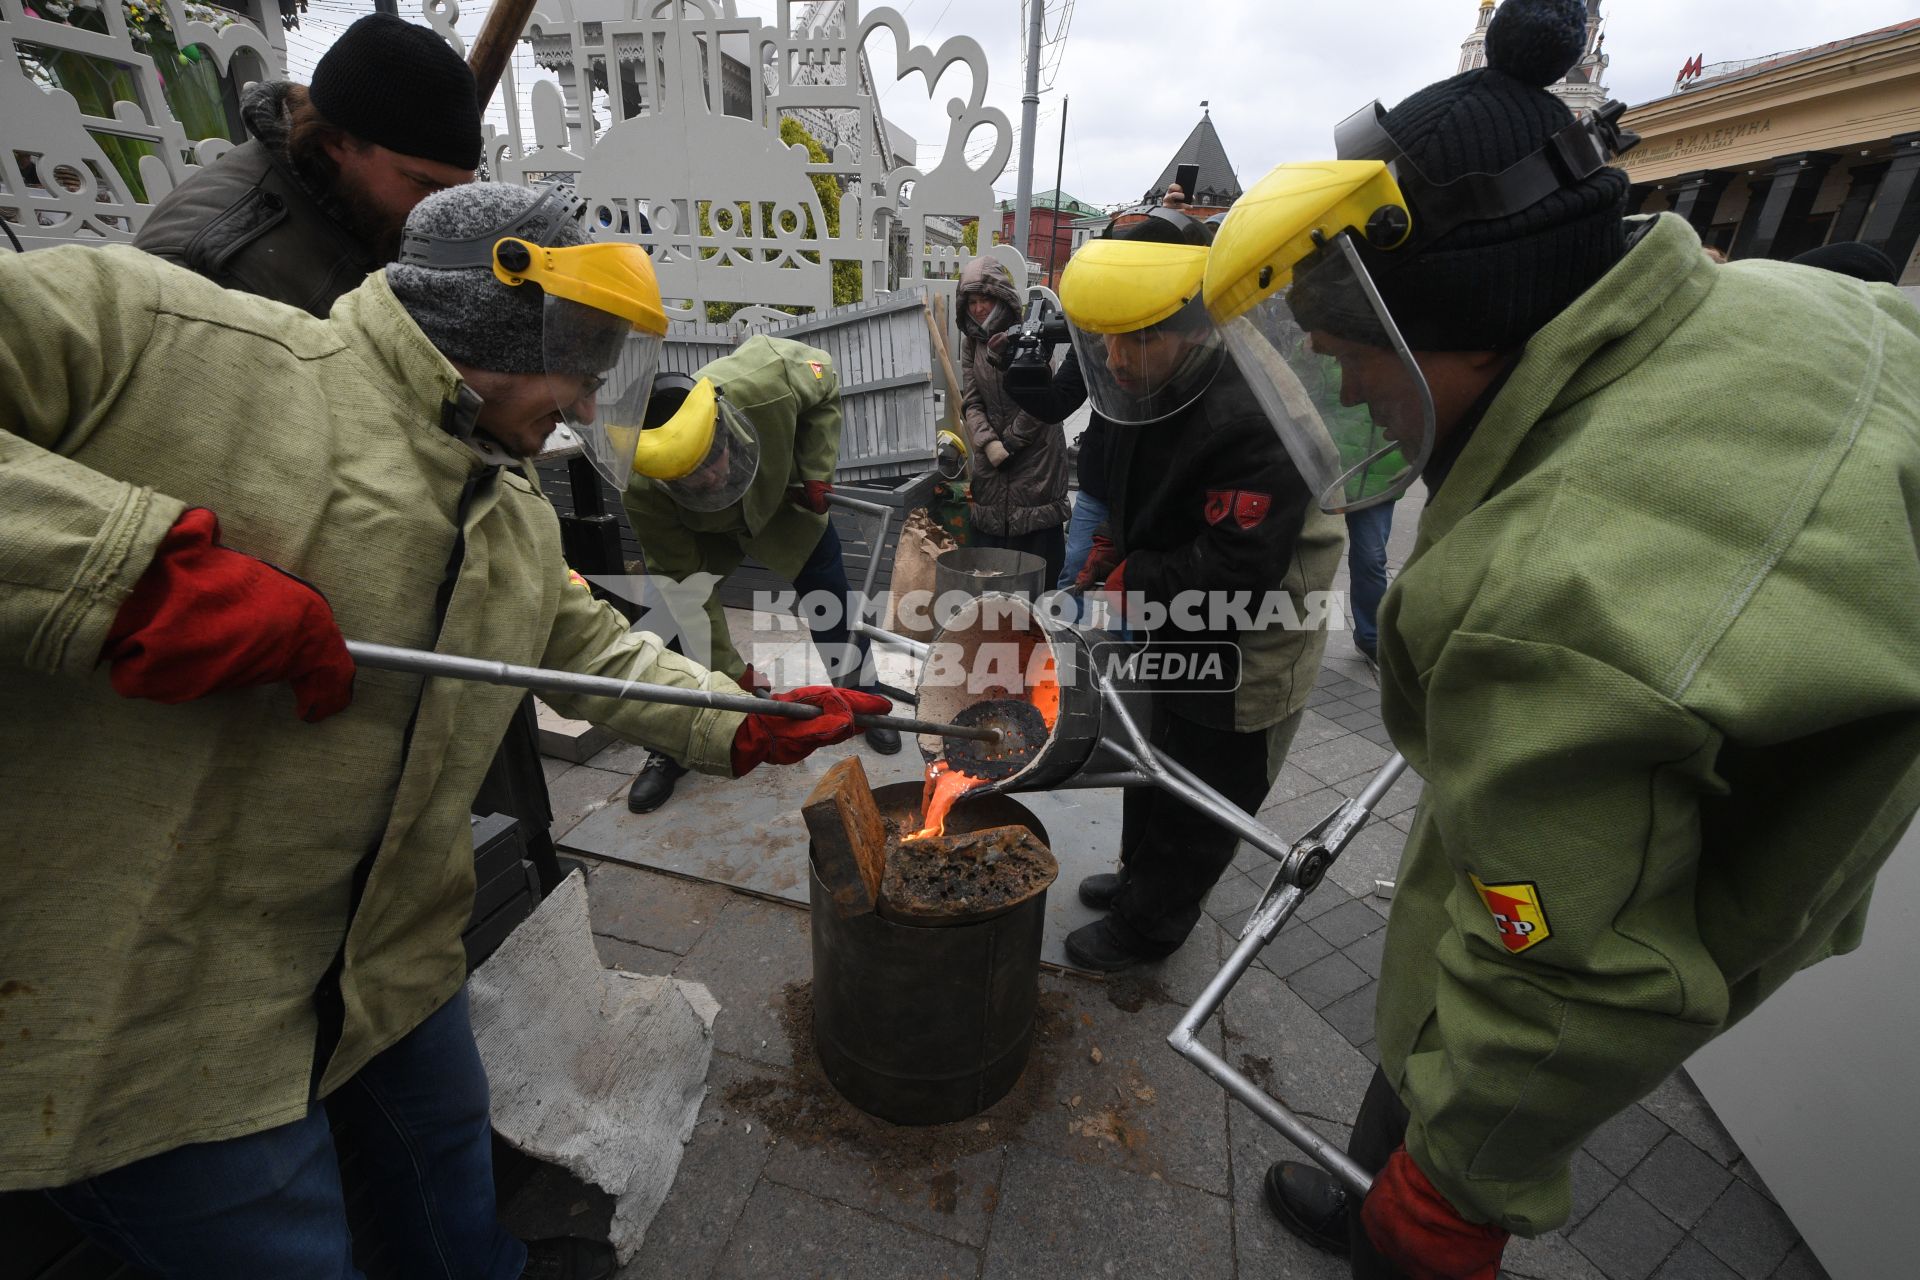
top-left (1058, 238), bottom-right (1223, 426)
top-left (402, 183), bottom-right (669, 491)
top-left (632, 374), bottom-right (762, 512)
top-left (1204, 99), bottom-right (1641, 513)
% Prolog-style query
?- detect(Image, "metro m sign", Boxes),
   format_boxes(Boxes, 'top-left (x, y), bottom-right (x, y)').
top-left (1676, 53), bottom-right (1706, 89)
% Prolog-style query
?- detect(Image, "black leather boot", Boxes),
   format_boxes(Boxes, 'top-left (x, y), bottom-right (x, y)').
top-left (863, 724), bottom-right (902, 754)
top-left (521, 1236), bottom-right (616, 1280)
top-left (626, 754), bottom-right (688, 814)
top-left (1263, 1160), bottom-right (1351, 1255)
top-left (1077, 872), bottom-right (1125, 909)
top-left (1063, 915), bottom-right (1175, 972)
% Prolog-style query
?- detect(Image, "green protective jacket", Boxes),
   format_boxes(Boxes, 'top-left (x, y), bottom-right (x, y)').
top-left (621, 334), bottom-right (843, 678)
top-left (1373, 213), bottom-right (1920, 1234)
top-left (0, 246), bottom-right (746, 1190)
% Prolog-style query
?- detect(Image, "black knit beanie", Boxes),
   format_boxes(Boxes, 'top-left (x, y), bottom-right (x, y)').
top-left (311, 14), bottom-right (482, 171)
top-left (1789, 240), bottom-right (1899, 284)
top-left (1350, 0), bottom-right (1628, 351)
top-left (388, 183), bottom-right (613, 375)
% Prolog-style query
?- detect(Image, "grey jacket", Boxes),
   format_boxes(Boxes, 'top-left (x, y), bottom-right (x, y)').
top-left (133, 83), bottom-right (378, 316)
top-left (958, 255), bottom-right (1071, 536)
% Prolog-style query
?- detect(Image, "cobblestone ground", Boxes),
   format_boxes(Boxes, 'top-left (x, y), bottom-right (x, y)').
top-left (517, 485), bottom-right (1829, 1280)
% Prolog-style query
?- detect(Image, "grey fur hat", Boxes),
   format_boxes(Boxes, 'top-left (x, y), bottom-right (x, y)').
top-left (387, 182), bottom-right (591, 374)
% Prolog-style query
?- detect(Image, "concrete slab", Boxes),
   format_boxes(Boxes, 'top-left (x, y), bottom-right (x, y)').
top-left (1217, 962), bottom-right (1374, 1128)
top-left (760, 1135), bottom-right (1006, 1249)
top-left (980, 1143), bottom-right (1235, 1280)
top-left (670, 896), bottom-right (813, 1071)
top-left (1225, 1099), bottom-right (1352, 1280)
top-left (584, 861), bottom-right (734, 956)
top-left (714, 1179), bottom-right (979, 1279)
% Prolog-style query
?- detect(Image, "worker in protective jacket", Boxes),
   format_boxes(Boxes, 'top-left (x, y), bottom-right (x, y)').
top-left (1055, 209), bottom-right (1345, 971)
top-left (1203, 1), bottom-right (1920, 1274)
top-left (619, 334), bottom-right (901, 815)
top-left (0, 182), bottom-right (884, 1280)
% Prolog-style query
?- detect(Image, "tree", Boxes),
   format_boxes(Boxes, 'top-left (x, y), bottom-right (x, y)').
top-left (781, 116), bottom-right (863, 308)
top-left (962, 218), bottom-right (979, 253)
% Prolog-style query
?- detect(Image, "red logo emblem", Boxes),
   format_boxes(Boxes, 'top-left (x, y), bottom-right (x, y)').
top-left (1204, 490), bottom-right (1234, 526)
top-left (1233, 491), bottom-right (1272, 530)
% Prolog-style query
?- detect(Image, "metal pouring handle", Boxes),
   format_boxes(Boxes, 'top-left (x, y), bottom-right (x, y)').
top-left (342, 641), bottom-right (1000, 744)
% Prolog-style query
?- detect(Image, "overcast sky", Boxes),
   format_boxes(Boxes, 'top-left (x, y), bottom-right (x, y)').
top-left (289, 1), bottom-right (1915, 209)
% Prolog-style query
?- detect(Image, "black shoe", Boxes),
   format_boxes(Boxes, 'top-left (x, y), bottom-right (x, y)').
top-left (864, 724), bottom-right (902, 754)
top-left (521, 1236), bottom-right (616, 1280)
top-left (626, 755), bottom-right (688, 814)
top-left (1263, 1161), bottom-right (1351, 1256)
top-left (1078, 872), bottom-right (1124, 909)
top-left (1063, 916), bottom-right (1174, 972)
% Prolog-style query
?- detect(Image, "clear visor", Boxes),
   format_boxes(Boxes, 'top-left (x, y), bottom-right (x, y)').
top-left (544, 292), bottom-right (660, 492)
top-left (1065, 294), bottom-right (1224, 427)
top-left (1219, 235), bottom-right (1433, 512)
top-left (659, 394), bottom-right (761, 513)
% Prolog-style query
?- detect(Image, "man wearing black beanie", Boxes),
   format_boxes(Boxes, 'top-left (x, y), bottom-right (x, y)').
top-left (1203, 1), bottom-right (1920, 1276)
top-left (136, 13), bottom-right (481, 312)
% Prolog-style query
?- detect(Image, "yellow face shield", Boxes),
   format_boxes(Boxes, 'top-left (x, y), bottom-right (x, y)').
top-left (1059, 240), bottom-right (1221, 426)
top-left (1203, 161), bottom-right (1433, 513)
top-left (631, 376), bottom-right (761, 513)
top-left (492, 237), bottom-right (667, 494)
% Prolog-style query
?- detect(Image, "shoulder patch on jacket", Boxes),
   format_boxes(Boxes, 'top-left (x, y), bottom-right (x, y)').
top-left (1204, 489), bottom-right (1272, 530)
top-left (1469, 874), bottom-right (1552, 953)
top-left (807, 360), bottom-right (826, 380)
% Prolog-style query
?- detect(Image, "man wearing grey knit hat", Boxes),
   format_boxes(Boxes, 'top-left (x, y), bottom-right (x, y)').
top-left (0, 180), bottom-right (888, 1279)
top-left (1202, 1), bottom-right (1920, 1277)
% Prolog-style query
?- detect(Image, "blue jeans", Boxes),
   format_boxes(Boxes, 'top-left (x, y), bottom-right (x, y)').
top-left (45, 986), bottom-right (524, 1280)
top-left (1059, 490), bottom-right (1109, 591)
top-left (792, 520), bottom-right (876, 689)
top-left (1345, 501), bottom-right (1395, 657)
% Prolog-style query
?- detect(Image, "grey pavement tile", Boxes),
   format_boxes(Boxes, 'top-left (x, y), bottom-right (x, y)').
top-left (1305, 686), bottom-right (1342, 710)
top-left (1766, 1243), bottom-right (1831, 1280)
top-left (1321, 676), bottom-right (1367, 700)
top-left (1651, 1239), bottom-right (1743, 1280)
top-left (1225, 1100), bottom-right (1352, 1280)
top-left (1260, 761), bottom-right (1328, 811)
top-left (1640, 1071), bottom-right (1741, 1165)
top-left (1204, 870), bottom-right (1265, 924)
top-left (1369, 766), bottom-right (1424, 818)
top-left (1009, 971), bottom-right (1232, 1196)
top-left (1388, 809), bottom-right (1417, 833)
top-left (1692, 1180), bottom-right (1798, 1280)
top-left (1287, 951), bottom-right (1371, 1011)
top-left (1357, 1039), bottom-right (1380, 1065)
top-left (1629, 1134), bottom-right (1733, 1230)
top-left (546, 764), bottom-right (632, 839)
top-left (761, 1138), bottom-right (1006, 1249)
top-left (1291, 733), bottom-right (1394, 788)
top-left (1138, 913), bottom-right (1231, 1007)
top-left (1343, 929), bottom-right (1386, 980)
top-left (592, 933), bottom-right (680, 977)
top-left (619, 1055), bottom-right (777, 1280)
top-left (1502, 1230), bottom-right (1609, 1280)
top-left (713, 1179), bottom-right (977, 1280)
top-left (585, 739), bottom-right (653, 776)
top-left (1318, 981), bottom-right (1377, 1048)
top-left (1342, 684), bottom-right (1381, 712)
top-left (1583, 1103), bottom-right (1670, 1178)
top-left (1293, 877), bottom-right (1352, 922)
top-left (1315, 697), bottom-right (1362, 720)
top-left (1331, 707), bottom-right (1384, 734)
top-left (1727, 1156), bottom-right (1777, 1205)
top-left (1360, 722), bottom-right (1397, 747)
top-left (980, 1142), bottom-right (1235, 1280)
top-left (585, 862), bottom-right (736, 956)
top-left (1289, 710), bottom-right (1350, 753)
top-left (1252, 919), bottom-right (1336, 979)
top-left (1218, 963), bottom-right (1375, 1125)
top-left (541, 755), bottom-right (571, 785)
top-left (1323, 821), bottom-right (1409, 904)
top-left (1567, 1184), bottom-right (1685, 1280)
top-left (670, 895), bottom-right (813, 1069)
top-left (1307, 899), bottom-right (1386, 950)
top-left (1568, 1148), bottom-right (1620, 1232)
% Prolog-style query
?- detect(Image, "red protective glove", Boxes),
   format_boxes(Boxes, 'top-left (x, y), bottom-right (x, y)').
top-left (736, 663), bottom-right (772, 695)
top-left (787, 479), bottom-right (833, 514)
top-left (1360, 1146), bottom-right (1509, 1280)
top-left (101, 508), bottom-right (356, 723)
top-left (730, 686), bottom-right (892, 775)
top-left (1074, 532), bottom-right (1121, 590)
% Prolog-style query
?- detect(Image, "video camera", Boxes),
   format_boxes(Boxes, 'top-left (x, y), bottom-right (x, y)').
top-left (1000, 295), bottom-right (1070, 397)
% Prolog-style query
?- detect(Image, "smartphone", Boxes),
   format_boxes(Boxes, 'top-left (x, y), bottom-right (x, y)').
top-left (1173, 163), bottom-right (1201, 201)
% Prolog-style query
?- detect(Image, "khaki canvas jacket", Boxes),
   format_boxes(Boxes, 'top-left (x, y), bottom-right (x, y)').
top-left (0, 246), bottom-right (745, 1189)
top-left (622, 334), bottom-right (843, 678)
top-left (1374, 214), bottom-right (1920, 1234)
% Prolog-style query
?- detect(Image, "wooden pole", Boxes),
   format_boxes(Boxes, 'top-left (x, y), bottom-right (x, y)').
top-left (467, 0), bottom-right (540, 110)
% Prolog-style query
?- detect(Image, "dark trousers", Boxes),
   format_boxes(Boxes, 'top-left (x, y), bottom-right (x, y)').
top-left (1347, 1067), bottom-right (1414, 1278)
top-left (45, 986), bottom-right (521, 1280)
top-left (1110, 704), bottom-right (1301, 947)
top-left (791, 521), bottom-right (876, 689)
top-left (973, 524), bottom-right (1067, 593)
top-left (1344, 502), bottom-right (1396, 657)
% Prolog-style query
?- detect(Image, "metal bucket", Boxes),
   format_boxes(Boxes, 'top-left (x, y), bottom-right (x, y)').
top-left (809, 782), bottom-right (1050, 1125)
top-left (930, 548), bottom-right (1046, 629)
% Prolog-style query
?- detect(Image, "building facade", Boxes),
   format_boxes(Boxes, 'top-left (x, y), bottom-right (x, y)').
top-left (995, 189), bottom-right (1105, 286)
top-left (1622, 19), bottom-right (1920, 282)
top-left (1458, 1), bottom-right (1609, 114)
